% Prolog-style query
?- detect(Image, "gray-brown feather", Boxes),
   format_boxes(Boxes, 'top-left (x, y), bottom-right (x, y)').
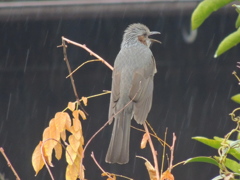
top-left (106, 23), bottom-right (157, 164)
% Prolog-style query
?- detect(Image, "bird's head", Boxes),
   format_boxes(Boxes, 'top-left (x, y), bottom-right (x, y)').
top-left (121, 23), bottom-right (161, 48)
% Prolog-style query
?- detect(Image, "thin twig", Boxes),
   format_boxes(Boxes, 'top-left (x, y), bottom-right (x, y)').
top-left (66, 59), bottom-right (102, 78)
top-left (90, 152), bottom-right (113, 179)
top-left (62, 36), bottom-right (113, 71)
top-left (131, 125), bottom-right (171, 148)
top-left (61, 38), bottom-right (87, 115)
top-left (161, 128), bottom-right (168, 177)
top-left (0, 147), bottom-right (21, 180)
top-left (169, 133), bottom-right (176, 172)
top-left (143, 122), bottom-right (160, 180)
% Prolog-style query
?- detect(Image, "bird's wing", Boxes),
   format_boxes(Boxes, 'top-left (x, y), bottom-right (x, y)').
top-left (129, 55), bottom-right (156, 124)
top-left (108, 69), bottom-right (121, 124)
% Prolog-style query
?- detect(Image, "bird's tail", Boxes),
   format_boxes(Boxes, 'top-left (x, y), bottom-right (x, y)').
top-left (105, 110), bottom-right (131, 164)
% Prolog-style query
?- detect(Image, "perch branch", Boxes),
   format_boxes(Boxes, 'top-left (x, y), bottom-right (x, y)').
top-left (62, 36), bottom-right (113, 71)
top-left (0, 147), bottom-right (21, 180)
top-left (143, 123), bottom-right (160, 180)
top-left (61, 38), bottom-right (87, 115)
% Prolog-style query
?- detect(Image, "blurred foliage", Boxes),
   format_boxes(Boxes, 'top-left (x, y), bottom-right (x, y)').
top-left (188, 1), bottom-right (240, 179)
top-left (191, 0), bottom-right (240, 57)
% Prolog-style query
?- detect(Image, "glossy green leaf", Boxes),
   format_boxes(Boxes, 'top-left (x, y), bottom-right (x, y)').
top-left (235, 14), bottom-right (240, 28)
top-left (215, 156), bottom-right (240, 173)
top-left (191, 0), bottom-right (235, 30)
top-left (214, 28), bottom-right (240, 57)
top-left (212, 174), bottom-right (226, 180)
top-left (184, 156), bottom-right (219, 166)
top-left (192, 136), bottom-right (222, 149)
top-left (231, 94), bottom-right (240, 104)
top-left (233, 4), bottom-right (240, 14)
top-left (209, 137), bottom-right (240, 160)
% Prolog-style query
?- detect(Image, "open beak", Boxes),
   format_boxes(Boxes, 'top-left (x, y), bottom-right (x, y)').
top-left (149, 31), bottom-right (161, 44)
top-left (149, 31), bottom-right (161, 36)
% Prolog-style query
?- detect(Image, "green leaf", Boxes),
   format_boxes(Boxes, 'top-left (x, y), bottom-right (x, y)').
top-left (191, 0), bottom-right (235, 30)
top-left (214, 28), bottom-right (240, 58)
top-left (212, 174), bottom-right (226, 180)
top-left (192, 136), bottom-right (222, 149)
top-left (215, 156), bottom-right (240, 173)
top-left (231, 94), bottom-right (240, 104)
top-left (193, 136), bottom-right (240, 160)
top-left (235, 14), bottom-right (240, 28)
top-left (184, 156), bottom-right (219, 166)
top-left (233, 4), bottom-right (240, 14)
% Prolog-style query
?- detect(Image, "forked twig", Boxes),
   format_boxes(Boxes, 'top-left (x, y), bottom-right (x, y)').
top-left (61, 39), bottom-right (87, 115)
top-left (90, 152), bottom-right (113, 179)
top-left (0, 147), bottom-right (21, 180)
top-left (62, 36), bottom-right (113, 71)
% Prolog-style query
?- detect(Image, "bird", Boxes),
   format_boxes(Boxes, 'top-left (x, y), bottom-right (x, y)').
top-left (105, 23), bottom-right (160, 164)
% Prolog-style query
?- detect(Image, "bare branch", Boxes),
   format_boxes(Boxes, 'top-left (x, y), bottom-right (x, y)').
top-left (0, 147), bottom-right (21, 180)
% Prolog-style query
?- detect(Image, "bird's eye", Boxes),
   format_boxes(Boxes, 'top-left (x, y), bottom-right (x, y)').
top-left (143, 32), bottom-right (147, 37)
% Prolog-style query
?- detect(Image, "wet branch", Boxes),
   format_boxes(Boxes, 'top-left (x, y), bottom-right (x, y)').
top-left (62, 36), bottom-right (113, 71)
top-left (61, 38), bottom-right (86, 114)
top-left (143, 123), bottom-right (160, 180)
top-left (0, 147), bottom-right (21, 180)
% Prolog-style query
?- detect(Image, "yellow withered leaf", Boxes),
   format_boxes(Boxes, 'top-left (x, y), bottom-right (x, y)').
top-left (82, 96), bottom-right (88, 106)
top-left (73, 118), bottom-right (81, 132)
top-left (69, 135), bottom-right (80, 152)
top-left (66, 164), bottom-right (78, 180)
top-left (54, 142), bottom-right (62, 160)
top-left (49, 119), bottom-right (60, 143)
top-left (67, 101), bottom-right (76, 111)
top-left (66, 145), bottom-right (77, 165)
top-left (78, 110), bottom-right (86, 120)
top-left (42, 127), bottom-right (55, 165)
top-left (73, 129), bottom-right (82, 141)
top-left (145, 160), bottom-right (157, 180)
top-left (161, 170), bottom-right (174, 180)
top-left (60, 131), bottom-right (66, 142)
top-left (72, 110), bottom-right (79, 121)
top-left (101, 172), bottom-right (116, 180)
top-left (66, 156), bottom-right (84, 180)
top-left (32, 141), bottom-right (44, 176)
top-left (54, 112), bottom-right (71, 133)
top-left (141, 133), bottom-right (149, 149)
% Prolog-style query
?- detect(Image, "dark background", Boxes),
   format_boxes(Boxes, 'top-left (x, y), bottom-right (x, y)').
top-left (0, 1), bottom-right (239, 180)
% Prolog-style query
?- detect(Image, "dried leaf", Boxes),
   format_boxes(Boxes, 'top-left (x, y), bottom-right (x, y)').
top-left (66, 145), bottom-right (77, 165)
top-left (68, 102), bottom-right (76, 111)
top-left (73, 118), bottom-right (81, 132)
top-left (69, 135), bottom-right (80, 152)
top-left (49, 119), bottom-right (60, 143)
top-left (78, 110), bottom-right (86, 120)
top-left (54, 142), bottom-right (62, 160)
top-left (82, 96), bottom-right (88, 106)
top-left (101, 172), bottom-right (116, 180)
top-left (42, 127), bottom-right (55, 165)
top-left (141, 133), bottom-right (149, 149)
top-left (66, 156), bottom-right (84, 180)
top-left (72, 110), bottom-right (79, 121)
top-left (60, 131), bottom-right (66, 142)
top-left (161, 170), bottom-right (174, 180)
top-left (66, 164), bottom-right (78, 180)
top-left (145, 160), bottom-right (157, 180)
top-left (32, 141), bottom-right (44, 176)
top-left (54, 112), bottom-right (71, 133)
top-left (78, 146), bottom-right (84, 158)
top-left (73, 129), bottom-right (82, 141)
